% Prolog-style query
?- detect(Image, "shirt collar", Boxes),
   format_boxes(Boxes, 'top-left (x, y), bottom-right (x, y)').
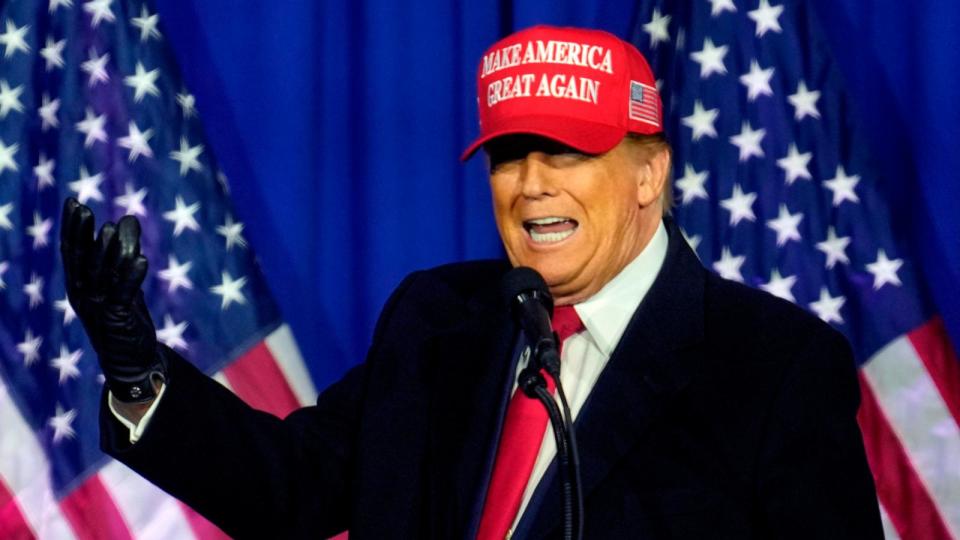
top-left (573, 220), bottom-right (669, 356)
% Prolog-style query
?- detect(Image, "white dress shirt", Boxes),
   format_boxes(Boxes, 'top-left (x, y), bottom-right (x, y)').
top-left (509, 220), bottom-right (669, 533)
top-left (108, 384), bottom-right (166, 443)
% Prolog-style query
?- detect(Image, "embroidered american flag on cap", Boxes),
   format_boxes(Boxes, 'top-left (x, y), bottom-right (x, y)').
top-left (629, 81), bottom-right (661, 127)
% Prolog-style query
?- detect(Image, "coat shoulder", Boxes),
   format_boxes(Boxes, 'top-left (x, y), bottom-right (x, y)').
top-left (702, 272), bottom-right (848, 360)
top-left (375, 259), bottom-right (511, 334)
top-left (402, 259), bottom-right (511, 305)
top-left (418, 259), bottom-right (512, 291)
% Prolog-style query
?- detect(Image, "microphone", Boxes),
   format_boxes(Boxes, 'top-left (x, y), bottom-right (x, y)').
top-left (500, 267), bottom-right (561, 378)
top-left (501, 267), bottom-right (584, 540)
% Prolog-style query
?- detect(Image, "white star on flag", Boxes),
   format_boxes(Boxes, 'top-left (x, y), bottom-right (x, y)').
top-left (55, 297), bottom-right (77, 325)
top-left (24, 273), bottom-right (44, 309)
top-left (16, 329), bottom-right (42, 366)
top-left (124, 62), bottom-right (161, 102)
top-left (163, 195), bottom-right (201, 236)
top-left (643, 8), bottom-right (671, 48)
top-left (48, 405), bottom-right (78, 444)
top-left (720, 184), bottom-right (758, 226)
top-left (49, 0), bottom-right (74, 13)
top-left (748, 0), bottom-right (784, 37)
top-left (76, 108), bottom-right (108, 147)
top-left (738, 60), bottom-right (775, 101)
top-left (131, 5), bottom-right (161, 42)
top-left (730, 121), bottom-right (766, 161)
top-left (816, 227), bottom-right (852, 269)
top-left (158, 255), bottom-right (194, 293)
top-left (713, 247), bottom-right (746, 282)
top-left (34, 153), bottom-right (56, 190)
top-left (776, 143), bottom-right (812, 184)
top-left (788, 80), bottom-right (821, 120)
top-left (170, 136), bottom-right (204, 176)
top-left (0, 80), bottom-right (25, 118)
top-left (867, 249), bottom-right (904, 290)
top-left (0, 139), bottom-right (18, 174)
top-left (217, 215), bottom-right (248, 250)
top-left (0, 20), bottom-right (30, 58)
top-left (211, 272), bottom-right (248, 310)
top-left (690, 38), bottom-right (728, 79)
top-left (157, 315), bottom-right (189, 350)
top-left (39, 94), bottom-right (61, 131)
top-left (0, 202), bottom-right (12, 230)
top-left (26, 212), bottom-right (53, 249)
top-left (50, 345), bottom-right (83, 384)
top-left (0, 260), bottom-right (7, 288)
top-left (83, 0), bottom-right (116, 27)
top-left (810, 287), bottom-right (846, 324)
top-left (766, 204), bottom-right (804, 246)
top-left (114, 183), bottom-right (148, 217)
top-left (675, 164), bottom-right (709, 204)
top-left (69, 166), bottom-right (105, 204)
top-left (40, 36), bottom-right (66, 70)
top-left (177, 92), bottom-right (197, 118)
top-left (760, 269), bottom-right (798, 303)
top-left (81, 49), bottom-right (110, 86)
top-left (117, 121), bottom-right (154, 161)
top-left (824, 165), bottom-right (861, 206)
top-left (682, 100), bottom-right (719, 141)
top-left (708, 0), bottom-right (737, 16)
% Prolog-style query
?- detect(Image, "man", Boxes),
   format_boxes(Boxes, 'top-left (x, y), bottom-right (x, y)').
top-left (61, 25), bottom-right (882, 539)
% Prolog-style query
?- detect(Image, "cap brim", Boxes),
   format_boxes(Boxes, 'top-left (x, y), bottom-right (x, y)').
top-left (460, 115), bottom-right (627, 161)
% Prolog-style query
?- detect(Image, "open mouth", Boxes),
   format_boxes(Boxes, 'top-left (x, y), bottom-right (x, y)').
top-left (523, 217), bottom-right (579, 244)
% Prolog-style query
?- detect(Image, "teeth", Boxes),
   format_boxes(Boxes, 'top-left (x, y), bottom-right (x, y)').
top-left (527, 217), bottom-right (569, 225)
top-left (529, 228), bottom-right (576, 244)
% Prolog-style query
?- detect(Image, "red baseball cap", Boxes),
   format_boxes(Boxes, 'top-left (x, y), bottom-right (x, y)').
top-left (461, 25), bottom-right (664, 161)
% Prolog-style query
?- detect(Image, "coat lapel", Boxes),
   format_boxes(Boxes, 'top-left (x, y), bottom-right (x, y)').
top-left (523, 220), bottom-right (707, 539)
top-left (422, 272), bottom-right (522, 539)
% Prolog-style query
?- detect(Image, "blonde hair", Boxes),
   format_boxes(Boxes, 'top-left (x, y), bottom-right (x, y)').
top-left (624, 132), bottom-right (674, 215)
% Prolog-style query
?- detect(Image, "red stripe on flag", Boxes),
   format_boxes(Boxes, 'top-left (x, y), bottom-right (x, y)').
top-left (908, 317), bottom-right (960, 428)
top-left (857, 373), bottom-right (953, 540)
top-left (179, 502), bottom-right (231, 540)
top-left (224, 340), bottom-right (300, 418)
top-left (0, 478), bottom-right (35, 540)
top-left (60, 475), bottom-right (133, 540)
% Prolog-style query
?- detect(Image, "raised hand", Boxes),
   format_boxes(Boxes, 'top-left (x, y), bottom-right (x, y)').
top-left (60, 197), bottom-right (167, 403)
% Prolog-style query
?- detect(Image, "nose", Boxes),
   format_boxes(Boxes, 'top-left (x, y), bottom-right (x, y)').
top-left (517, 152), bottom-right (558, 199)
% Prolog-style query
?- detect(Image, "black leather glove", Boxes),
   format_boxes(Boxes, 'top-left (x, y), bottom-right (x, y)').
top-left (60, 197), bottom-right (168, 403)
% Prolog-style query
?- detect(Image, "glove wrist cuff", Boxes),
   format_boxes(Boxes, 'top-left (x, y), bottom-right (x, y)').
top-left (106, 345), bottom-right (170, 403)
top-left (108, 370), bottom-right (166, 403)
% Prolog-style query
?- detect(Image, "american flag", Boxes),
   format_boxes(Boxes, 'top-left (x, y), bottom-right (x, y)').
top-left (628, 80), bottom-right (660, 127)
top-left (0, 1), bottom-right (318, 538)
top-left (632, 0), bottom-right (960, 538)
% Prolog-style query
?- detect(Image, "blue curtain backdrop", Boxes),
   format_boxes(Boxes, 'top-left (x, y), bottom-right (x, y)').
top-left (151, 0), bottom-right (960, 391)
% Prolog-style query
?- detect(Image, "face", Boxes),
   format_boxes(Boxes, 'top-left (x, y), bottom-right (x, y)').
top-left (486, 135), bottom-right (668, 305)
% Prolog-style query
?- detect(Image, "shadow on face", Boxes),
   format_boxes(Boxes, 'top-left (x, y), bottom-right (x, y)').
top-left (484, 134), bottom-right (596, 172)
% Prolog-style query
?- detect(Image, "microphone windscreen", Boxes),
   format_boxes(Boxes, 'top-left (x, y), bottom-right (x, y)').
top-left (501, 267), bottom-right (553, 311)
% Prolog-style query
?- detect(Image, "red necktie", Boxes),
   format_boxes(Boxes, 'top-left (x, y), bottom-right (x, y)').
top-left (476, 305), bottom-right (584, 540)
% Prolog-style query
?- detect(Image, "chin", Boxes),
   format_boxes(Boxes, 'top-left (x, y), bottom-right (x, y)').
top-left (508, 240), bottom-right (582, 290)
top-left (524, 259), bottom-right (573, 293)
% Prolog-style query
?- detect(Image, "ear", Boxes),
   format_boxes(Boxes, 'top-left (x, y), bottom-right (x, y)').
top-left (635, 146), bottom-right (670, 208)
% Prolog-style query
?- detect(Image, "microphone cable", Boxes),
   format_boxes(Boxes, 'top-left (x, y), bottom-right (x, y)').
top-left (541, 355), bottom-right (584, 540)
top-left (519, 367), bottom-right (574, 540)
